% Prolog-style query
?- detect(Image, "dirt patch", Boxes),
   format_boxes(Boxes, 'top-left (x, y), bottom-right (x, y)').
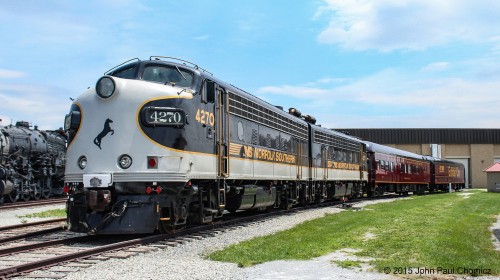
top-left (491, 214), bottom-right (500, 251)
top-left (363, 232), bottom-right (377, 242)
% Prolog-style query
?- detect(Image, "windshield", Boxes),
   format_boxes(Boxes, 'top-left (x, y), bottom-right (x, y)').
top-left (112, 65), bottom-right (137, 79)
top-left (142, 65), bottom-right (194, 88)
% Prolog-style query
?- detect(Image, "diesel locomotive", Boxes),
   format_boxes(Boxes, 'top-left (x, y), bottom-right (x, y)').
top-left (0, 121), bottom-right (66, 203)
top-left (64, 57), bottom-right (464, 234)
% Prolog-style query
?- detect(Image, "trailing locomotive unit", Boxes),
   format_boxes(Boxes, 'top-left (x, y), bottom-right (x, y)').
top-left (309, 125), bottom-right (367, 202)
top-left (0, 122), bottom-right (66, 204)
top-left (65, 57), bottom-right (367, 234)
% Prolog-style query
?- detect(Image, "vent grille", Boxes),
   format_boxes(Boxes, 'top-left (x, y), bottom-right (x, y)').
top-left (228, 92), bottom-right (307, 140)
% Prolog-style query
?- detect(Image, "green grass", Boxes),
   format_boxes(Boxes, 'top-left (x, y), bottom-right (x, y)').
top-left (17, 209), bottom-right (66, 219)
top-left (208, 192), bottom-right (500, 276)
top-left (333, 260), bottom-right (361, 269)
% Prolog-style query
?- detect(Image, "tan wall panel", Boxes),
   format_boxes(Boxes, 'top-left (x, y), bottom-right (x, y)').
top-left (421, 144), bottom-right (432, 156)
top-left (494, 144), bottom-right (500, 156)
top-left (445, 144), bottom-right (470, 157)
top-left (470, 144), bottom-right (493, 188)
top-left (394, 144), bottom-right (421, 155)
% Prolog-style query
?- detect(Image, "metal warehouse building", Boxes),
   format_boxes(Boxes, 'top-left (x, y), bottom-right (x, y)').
top-left (334, 129), bottom-right (500, 188)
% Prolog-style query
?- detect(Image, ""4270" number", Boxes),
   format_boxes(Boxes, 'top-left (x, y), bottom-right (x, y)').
top-left (195, 109), bottom-right (215, 126)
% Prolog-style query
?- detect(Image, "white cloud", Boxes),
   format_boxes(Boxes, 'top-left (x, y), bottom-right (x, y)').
top-left (257, 69), bottom-right (500, 128)
top-left (0, 83), bottom-right (71, 130)
top-left (420, 62), bottom-right (450, 73)
top-left (316, 0), bottom-right (500, 51)
top-left (0, 69), bottom-right (25, 79)
top-left (256, 85), bottom-right (329, 99)
top-left (194, 34), bottom-right (210, 41)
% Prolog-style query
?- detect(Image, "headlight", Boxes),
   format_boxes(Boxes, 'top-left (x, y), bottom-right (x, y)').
top-left (118, 154), bottom-right (133, 169)
top-left (78, 156), bottom-right (87, 170)
top-left (64, 114), bottom-right (71, 131)
top-left (96, 76), bottom-right (115, 98)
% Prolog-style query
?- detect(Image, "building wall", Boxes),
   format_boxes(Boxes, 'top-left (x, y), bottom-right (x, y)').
top-left (486, 172), bottom-right (500, 192)
top-left (470, 144), bottom-right (493, 188)
top-left (494, 145), bottom-right (500, 162)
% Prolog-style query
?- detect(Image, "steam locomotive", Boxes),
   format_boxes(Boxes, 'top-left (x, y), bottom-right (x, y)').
top-left (64, 57), bottom-right (464, 234)
top-left (0, 121), bottom-right (66, 204)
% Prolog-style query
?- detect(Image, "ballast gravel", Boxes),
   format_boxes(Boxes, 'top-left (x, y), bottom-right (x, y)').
top-left (0, 204), bottom-right (66, 227)
top-left (9, 193), bottom-right (499, 280)
top-left (61, 199), bottom-right (404, 280)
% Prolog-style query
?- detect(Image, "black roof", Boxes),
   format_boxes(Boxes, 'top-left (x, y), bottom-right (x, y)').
top-left (334, 129), bottom-right (500, 144)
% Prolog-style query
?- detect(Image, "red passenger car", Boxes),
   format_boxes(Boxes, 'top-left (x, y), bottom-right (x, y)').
top-left (365, 142), bottom-right (430, 196)
top-left (425, 157), bottom-right (465, 191)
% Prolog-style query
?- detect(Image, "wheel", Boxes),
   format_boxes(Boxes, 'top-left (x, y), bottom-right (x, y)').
top-left (7, 190), bottom-right (18, 203)
top-left (158, 221), bottom-right (176, 234)
top-left (376, 187), bottom-right (385, 196)
top-left (21, 187), bottom-right (30, 201)
top-left (367, 190), bottom-right (374, 198)
top-left (32, 184), bottom-right (42, 200)
top-left (42, 184), bottom-right (52, 199)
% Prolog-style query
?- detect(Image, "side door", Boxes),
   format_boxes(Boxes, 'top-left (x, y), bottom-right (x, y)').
top-left (215, 85), bottom-right (230, 178)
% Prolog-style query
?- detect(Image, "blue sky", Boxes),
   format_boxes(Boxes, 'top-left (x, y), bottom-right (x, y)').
top-left (1, 0), bottom-right (500, 130)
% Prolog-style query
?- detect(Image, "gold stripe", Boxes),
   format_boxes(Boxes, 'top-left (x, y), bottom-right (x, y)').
top-left (229, 143), bottom-right (242, 156)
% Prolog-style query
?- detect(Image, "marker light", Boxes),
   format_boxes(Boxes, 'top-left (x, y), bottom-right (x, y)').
top-left (96, 76), bottom-right (115, 98)
top-left (155, 186), bottom-right (163, 194)
top-left (145, 186), bottom-right (152, 194)
top-left (78, 156), bottom-right (87, 170)
top-left (118, 154), bottom-right (133, 169)
top-left (147, 156), bottom-right (158, 169)
top-left (63, 185), bottom-right (70, 193)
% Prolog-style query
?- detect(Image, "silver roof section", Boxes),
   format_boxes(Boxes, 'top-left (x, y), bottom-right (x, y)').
top-left (364, 141), bottom-right (425, 160)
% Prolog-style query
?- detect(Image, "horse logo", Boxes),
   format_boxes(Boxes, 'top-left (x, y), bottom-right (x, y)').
top-left (94, 118), bottom-right (114, 149)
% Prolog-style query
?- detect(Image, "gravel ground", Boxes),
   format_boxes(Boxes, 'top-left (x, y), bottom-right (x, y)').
top-left (8, 194), bottom-right (500, 280)
top-left (27, 198), bottom-right (405, 280)
top-left (0, 204), bottom-right (66, 227)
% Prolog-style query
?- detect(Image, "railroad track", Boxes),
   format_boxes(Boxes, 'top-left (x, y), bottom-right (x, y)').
top-left (2, 195), bottom-right (405, 279)
top-left (0, 219), bottom-right (67, 246)
top-left (0, 198), bottom-right (67, 211)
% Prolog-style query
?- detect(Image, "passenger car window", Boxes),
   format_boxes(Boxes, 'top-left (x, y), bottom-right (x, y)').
top-left (142, 65), bottom-right (194, 87)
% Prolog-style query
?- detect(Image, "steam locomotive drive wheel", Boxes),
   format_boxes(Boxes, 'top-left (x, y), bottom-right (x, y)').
top-left (7, 190), bottom-right (18, 203)
top-left (33, 185), bottom-right (42, 200)
top-left (21, 187), bottom-right (30, 202)
top-left (42, 185), bottom-right (51, 199)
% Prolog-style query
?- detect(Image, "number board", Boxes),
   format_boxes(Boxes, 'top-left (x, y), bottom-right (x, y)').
top-left (142, 106), bottom-right (186, 127)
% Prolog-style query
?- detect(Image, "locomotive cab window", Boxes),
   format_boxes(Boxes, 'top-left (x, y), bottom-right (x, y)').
top-left (142, 65), bottom-right (194, 88)
top-left (201, 80), bottom-right (216, 103)
top-left (112, 65), bottom-right (137, 79)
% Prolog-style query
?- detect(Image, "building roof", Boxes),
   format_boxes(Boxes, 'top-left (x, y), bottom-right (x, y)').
top-left (335, 129), bottom-right (500, 144)
top-left (484, 162), bottom-right (500, 172)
